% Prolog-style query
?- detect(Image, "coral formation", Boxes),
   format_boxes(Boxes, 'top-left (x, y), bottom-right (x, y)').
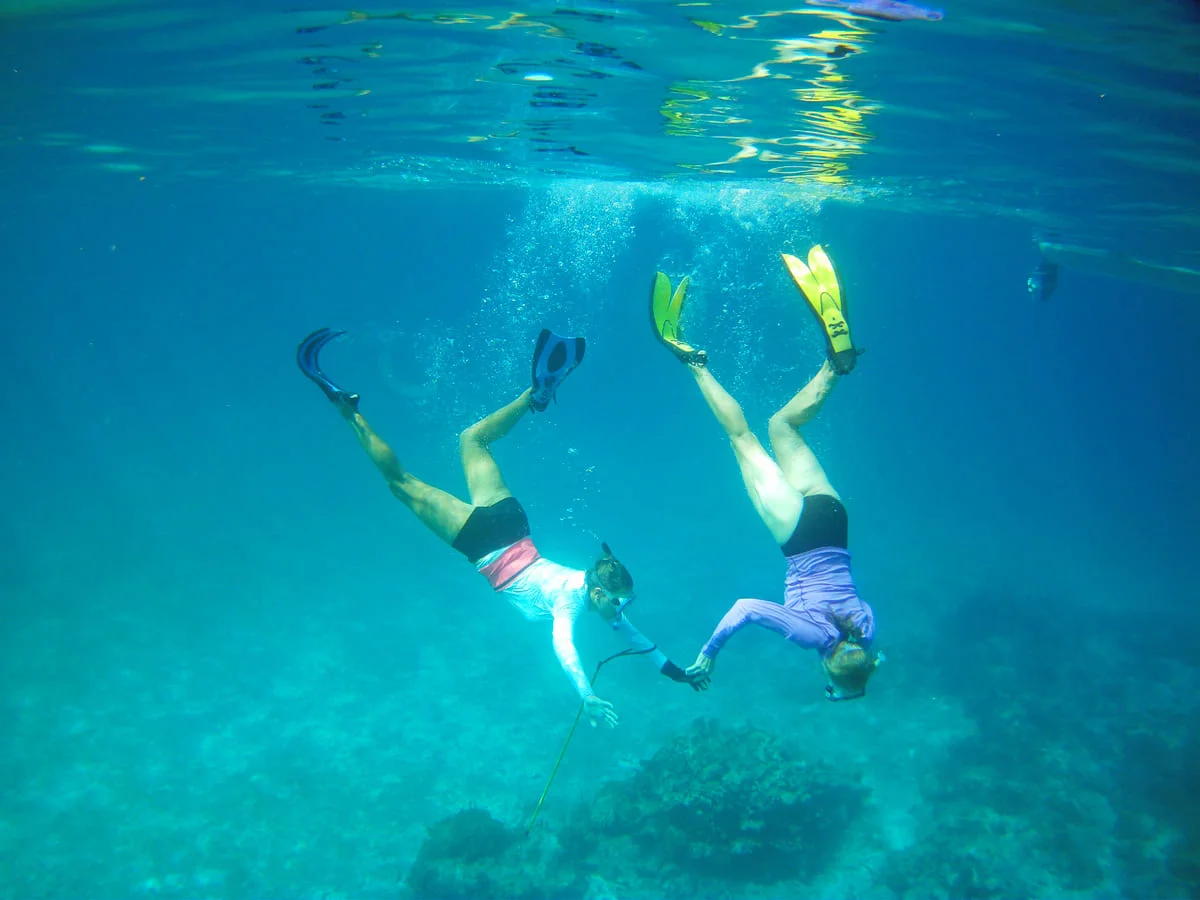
top-left (876, 591), bottom-right (1200, 899)
top-left (406, 807), bottom-right (582, 900)
top-left (566, 717), bottom-right (866, 885)
top-left (876, 730), bottom-right (1113, 898)
top-left (407, 719), bottom-right (866, 897)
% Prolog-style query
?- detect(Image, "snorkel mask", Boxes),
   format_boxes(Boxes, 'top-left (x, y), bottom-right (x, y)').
top-left (604, 587), bottom-right (636, 618)
top-left (825, 683), bottom-right (866, 702)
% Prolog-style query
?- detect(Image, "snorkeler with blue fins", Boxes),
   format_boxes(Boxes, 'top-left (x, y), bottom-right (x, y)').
top-left (1027, 252), bottom-right (1060, 302)
top-left (651, 246), bottom-right (882, 702)
top-left (296, 327), bottom-right (708, 727)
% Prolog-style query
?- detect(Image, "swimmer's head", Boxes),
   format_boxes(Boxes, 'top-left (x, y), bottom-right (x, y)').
top-left (586, 542), bottom-right (635, 621)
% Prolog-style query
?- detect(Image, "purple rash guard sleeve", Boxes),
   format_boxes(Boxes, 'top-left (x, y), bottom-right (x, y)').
top-left (701, 598), bottom-right (830, 658)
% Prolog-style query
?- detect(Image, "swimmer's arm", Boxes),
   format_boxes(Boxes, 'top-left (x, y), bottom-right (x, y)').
top-left (613, 616), bottom-right (708, 690)
top-left (551, 612), bottom-right (594, 699)
top-left (614, 619), bottom-right (705, 696)
top-left (701, 598), bottom-right (815, 657)
top-left (610, 616), bottom-right (667, 669)
top-left (553, 613), bottom-right (619, 727)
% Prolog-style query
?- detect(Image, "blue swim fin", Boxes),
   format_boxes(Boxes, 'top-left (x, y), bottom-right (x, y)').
top-left (530, 329), bottom-right (586, 412)
top-left (296, 327), bottom-right (360, 410)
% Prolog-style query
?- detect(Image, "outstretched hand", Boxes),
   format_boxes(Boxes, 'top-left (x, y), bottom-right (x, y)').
top-left (584, 694), bottom-right (618, 729)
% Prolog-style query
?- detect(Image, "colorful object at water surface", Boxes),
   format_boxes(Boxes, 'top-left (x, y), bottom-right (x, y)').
top-left (808, 0), bottom-right (945, 21)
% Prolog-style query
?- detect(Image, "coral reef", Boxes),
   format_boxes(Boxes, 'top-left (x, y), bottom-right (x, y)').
top-left (565, 717), bottom-right (866, 886)
top-left (406, 807), bottom-right (583, 900)
top-left (1117, 729), bottom-right (1200, 898)
top-left (407, 719), bottom-right (867, 897)
top-left (877, 731), bottom-right (1113, 898)
top-left (877, 591), bottom-right (1200, 899)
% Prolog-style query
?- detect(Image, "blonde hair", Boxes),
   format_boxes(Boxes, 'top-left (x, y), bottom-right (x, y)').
top-left (824, 640), bottom-right (876, 693)
top-left (823, 611), bottom-right (877, 693)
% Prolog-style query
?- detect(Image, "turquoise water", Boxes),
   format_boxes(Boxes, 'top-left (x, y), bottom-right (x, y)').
top-left (2, 2), bottom-right (1199, 898)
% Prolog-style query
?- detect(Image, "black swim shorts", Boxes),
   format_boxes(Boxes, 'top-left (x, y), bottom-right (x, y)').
top-left (451, 496), bottom-right (532, 563)
top-left (780, 493), bottom-right (848, 557)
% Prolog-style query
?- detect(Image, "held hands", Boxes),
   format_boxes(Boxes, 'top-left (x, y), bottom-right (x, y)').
top-left (584, 694), bottom-right (619, 729)
top-left (664, 659), bottom-right (710, 691)
top-left (685, 670), bottom-right (711, 691)
top-left (686, 651), bottom-right (715, 684)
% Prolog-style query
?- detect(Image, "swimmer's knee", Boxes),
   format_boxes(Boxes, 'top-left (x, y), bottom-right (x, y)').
top-left (767, 411), bottom-right (793, 438)
top-left (459, 423), bottom-right (484, 451)
top-left (769, 412), bottom-right (812, 448)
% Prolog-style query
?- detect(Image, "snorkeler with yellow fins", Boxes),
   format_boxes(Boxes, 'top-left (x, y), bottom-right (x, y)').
top-left (652, 246), bottom-right (881, 702)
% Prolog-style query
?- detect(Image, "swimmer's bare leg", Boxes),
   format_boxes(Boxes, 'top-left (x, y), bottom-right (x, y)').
top-left (297, 326), bottom-right (473, 543)
top-left (689, 364), bottom-right (802, 544)
top-left (767, 360), bottom-right (840, 499)
top-left (342, 404), bottom-right (472, 545)
top-left (459, 388), bottom-right (534, 508)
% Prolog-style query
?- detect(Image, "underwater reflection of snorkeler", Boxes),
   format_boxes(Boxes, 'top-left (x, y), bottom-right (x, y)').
top-left (650, 247), bottom-right (882, 702)
top-left (295, 327), bottom-right (708, 728)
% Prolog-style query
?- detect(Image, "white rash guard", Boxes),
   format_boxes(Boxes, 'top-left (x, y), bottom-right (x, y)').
top-left (475, 547), bottom-right (668, 699)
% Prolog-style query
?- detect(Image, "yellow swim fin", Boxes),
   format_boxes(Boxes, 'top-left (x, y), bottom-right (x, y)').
top-left (781, 245), bottom-right (860, 375)
top-left (650, 271), bottom-right (707, 365)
